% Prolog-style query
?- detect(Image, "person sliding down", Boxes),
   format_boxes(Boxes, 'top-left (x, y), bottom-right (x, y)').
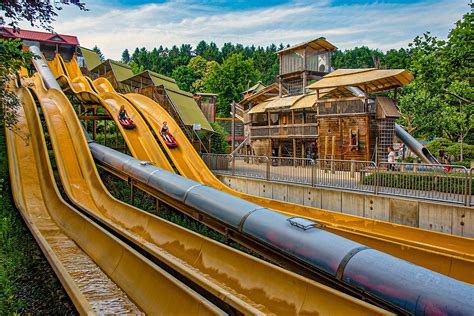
top-left (118, 105), bottom-right (135, 129)
top-left (160, 121), bottom-right (172, 142)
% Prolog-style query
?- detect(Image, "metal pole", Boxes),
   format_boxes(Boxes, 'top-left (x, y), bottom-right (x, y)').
top-left (231, 102), bottom-right (236, 153)
top-left (266, 156), bottom-right (271, 181)
top-left (130, 179), bottom-right (135, 205)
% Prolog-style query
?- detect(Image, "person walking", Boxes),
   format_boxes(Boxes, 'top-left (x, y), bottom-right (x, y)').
top-left (387, 147), bottom-right (395, 171)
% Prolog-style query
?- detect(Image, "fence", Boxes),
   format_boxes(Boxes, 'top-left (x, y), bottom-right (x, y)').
top-left (202, 154), bottom-right (473, 206)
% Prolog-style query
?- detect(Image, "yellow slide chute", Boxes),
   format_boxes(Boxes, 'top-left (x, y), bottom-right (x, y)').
top-left (60, 57), bottom-right (474, 284)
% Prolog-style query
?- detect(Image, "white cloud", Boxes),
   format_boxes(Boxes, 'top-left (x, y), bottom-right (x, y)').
top-left (22, 0), bottom-right (468, 59)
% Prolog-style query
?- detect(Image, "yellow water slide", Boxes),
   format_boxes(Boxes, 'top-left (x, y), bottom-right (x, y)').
top-left (7, 87), bottom-right (225, 315)
top-left (29, 73), bottom-right (387, 315)
top-left (46, 53), bottom-right (173, 172)
top-left (122, 92), bottom-right (474, 284)
top-left (59, 57), bottom-right (473, 283)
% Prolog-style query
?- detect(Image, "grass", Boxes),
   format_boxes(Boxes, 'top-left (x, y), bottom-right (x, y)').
top-left (0, 127), bottom-right (76, 315)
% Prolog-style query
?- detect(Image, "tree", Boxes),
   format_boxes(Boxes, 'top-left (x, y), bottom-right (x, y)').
top-left (0, 1), bottom-right (87, 130)
top-left (1, 0), bottom-right (87, 31)
top-left (332, 46), bottom-right (385, 69)
top-left (121, 49), bottom-right (130, 64)
top-left (0, 39), bottom-right (34, 129)
top-left (209, 122), bottom-right (229, 154)
top-left (172, 65), bottom-right (197, 92)
top-left (92, 45), bottom-right (105, 62)
top-left (397, 3), bottom-right (473, 156)
top-left (204, 53), bottom-right (258, 116)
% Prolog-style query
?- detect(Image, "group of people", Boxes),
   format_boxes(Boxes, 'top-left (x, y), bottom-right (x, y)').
top-left (117, 105), bottom-right (176, 145)
top-left (438, 148), bottom-right (455, 165)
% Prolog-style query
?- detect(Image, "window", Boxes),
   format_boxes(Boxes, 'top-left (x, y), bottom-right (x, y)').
top-left (306, 112), bottom-right (317, 123)
top-left (294, 111), bottom-right (304, 124)
top-left (349, 128), bottom-right (359, 150)
top-left (270, 113), bottom-right (280, 125)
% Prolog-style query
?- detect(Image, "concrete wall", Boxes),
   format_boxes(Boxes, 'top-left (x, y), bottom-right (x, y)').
top-left (218, 175), bottom-right (474, 238)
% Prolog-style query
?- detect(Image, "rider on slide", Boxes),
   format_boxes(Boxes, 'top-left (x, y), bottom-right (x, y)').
top-left (160, 121), bottom-right (172, 142)
top-left (118, 105), bottom-right (135, 128)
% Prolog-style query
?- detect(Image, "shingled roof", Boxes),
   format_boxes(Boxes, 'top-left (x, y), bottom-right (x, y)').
top-left (0, 27), bottom-right (79, 45)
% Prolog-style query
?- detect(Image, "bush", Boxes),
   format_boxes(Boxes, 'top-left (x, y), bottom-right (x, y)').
top-left (362, 171), bottom-right (473, 194)
top-left (209, 121), bottom-right (229, 154)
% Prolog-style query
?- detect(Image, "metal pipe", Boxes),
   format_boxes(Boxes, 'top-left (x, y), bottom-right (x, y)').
top-left (29, 46), bottom-right (61, 90)
top-left (395, 124), bottom-right (438, 164)
top-left (89, 141), bottom-right (474, 315)
top-left (29, 47), bottom-right (91, 142)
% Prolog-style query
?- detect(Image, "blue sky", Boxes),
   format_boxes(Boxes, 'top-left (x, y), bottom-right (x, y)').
top-left (17, 0), bottom-right (468, 59)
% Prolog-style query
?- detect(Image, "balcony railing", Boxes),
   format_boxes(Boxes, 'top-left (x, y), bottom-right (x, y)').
top-left (250, 123), bottom-right (318, 139)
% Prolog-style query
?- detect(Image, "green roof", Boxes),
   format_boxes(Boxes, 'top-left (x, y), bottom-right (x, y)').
top-left (149, 71), bottom-right (180, 90)
top-left (165, 88), bottom-right (213, 131)
top-left (119, 70), bottom-right (180, 91)
top-left (242, 81), bottom-right (266, 94)
top-left (80, 47), bottom-right (101, 71)
top-left (109, 60), bottom-right (134, 82)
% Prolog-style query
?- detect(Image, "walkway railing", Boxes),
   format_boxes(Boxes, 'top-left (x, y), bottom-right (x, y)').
top-left (202, 153), bottom-right (473, 207)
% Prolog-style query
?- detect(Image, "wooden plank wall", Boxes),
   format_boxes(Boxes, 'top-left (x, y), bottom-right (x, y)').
top-left (317, 114), bottom-right (371, 160)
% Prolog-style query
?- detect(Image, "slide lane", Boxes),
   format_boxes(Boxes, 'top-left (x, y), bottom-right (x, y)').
top-left (10, 87), bottom-right (224, 315)
top-left (123, 92), bottom-right (474, 284)
top-left (47, 54), bottom-right (173, 172)
top-left (31, 74), bottom-right (386, 315)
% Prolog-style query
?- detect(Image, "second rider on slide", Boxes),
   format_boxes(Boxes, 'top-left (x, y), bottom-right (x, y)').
top-left (160, 121), bottom-right (178, 148)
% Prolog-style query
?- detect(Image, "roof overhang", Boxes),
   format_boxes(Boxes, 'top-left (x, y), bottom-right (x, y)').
top-left (277, 37), bottom-right (337, 55)
top-left (307, 68), bottom-right (414, 93)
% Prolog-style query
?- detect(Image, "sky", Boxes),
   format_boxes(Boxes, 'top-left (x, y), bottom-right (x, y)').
top-left (15, 0), bottom-right (469, 59)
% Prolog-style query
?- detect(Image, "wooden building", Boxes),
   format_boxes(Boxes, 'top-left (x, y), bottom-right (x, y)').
top-left (238, 37), bottom-right (413, 161)
top-left (194, 93), bottom-right (217, 123)
top-left (0, 26), bottom-right (79, 61)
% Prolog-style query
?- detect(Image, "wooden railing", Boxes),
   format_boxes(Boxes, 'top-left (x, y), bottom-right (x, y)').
top-left (250, 123), bottom-right (318, 139)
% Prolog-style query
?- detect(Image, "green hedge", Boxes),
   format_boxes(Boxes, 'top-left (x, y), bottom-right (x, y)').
top-left (362, 171), bottom-right (473, 195)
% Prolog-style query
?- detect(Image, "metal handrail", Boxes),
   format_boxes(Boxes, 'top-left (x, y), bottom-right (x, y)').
top-left (203, 153), bottom-right (473, 206)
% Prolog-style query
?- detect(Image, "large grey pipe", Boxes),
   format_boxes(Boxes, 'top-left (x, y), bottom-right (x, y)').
top-left (89, 141), bottom-right (474, 315)
top-left (395, 124), bottom-right (438, 164)
top-left (29, 46), bottom-right (61, 90)
top-left (29, 46), bottom-right (91, 142)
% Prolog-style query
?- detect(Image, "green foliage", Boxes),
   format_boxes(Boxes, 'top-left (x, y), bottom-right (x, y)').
top-left (209, 122), bottom-right (229, 154)
top-left (204, 54), bottom-right (258, 116)
top-left (121, 48), bottom-right (130, 64)
top-left (0, 38), bottom-right (34, 130)
top-left (362, 171), bottom-right (473, 194)
top-left (172, 65), bottom-right (197, 92)
top-left (1, 0), bottom-right (87, 31)
top-left (426, 138), bottom-right (474, 162)
top-left (332, 46), bottom-right (385, 69)
top-left (397, 4), bottom-right (473, 142)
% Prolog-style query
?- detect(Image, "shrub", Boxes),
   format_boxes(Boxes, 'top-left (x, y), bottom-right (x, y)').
top-left (362, 171), bottom-right (473, 194)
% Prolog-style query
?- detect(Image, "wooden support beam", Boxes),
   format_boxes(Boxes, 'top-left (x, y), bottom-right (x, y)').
top-left (92, 107), bottom-right (97, 141)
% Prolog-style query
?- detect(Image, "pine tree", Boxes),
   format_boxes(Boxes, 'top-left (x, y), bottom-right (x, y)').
top-left (121, 49), bottom-right (130, 64)
top-left (92, 45), bottom-right (105, 62)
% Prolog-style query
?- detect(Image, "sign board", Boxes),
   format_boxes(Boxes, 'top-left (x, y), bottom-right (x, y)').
top-left (193, 123), bottom-right (201, 131)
